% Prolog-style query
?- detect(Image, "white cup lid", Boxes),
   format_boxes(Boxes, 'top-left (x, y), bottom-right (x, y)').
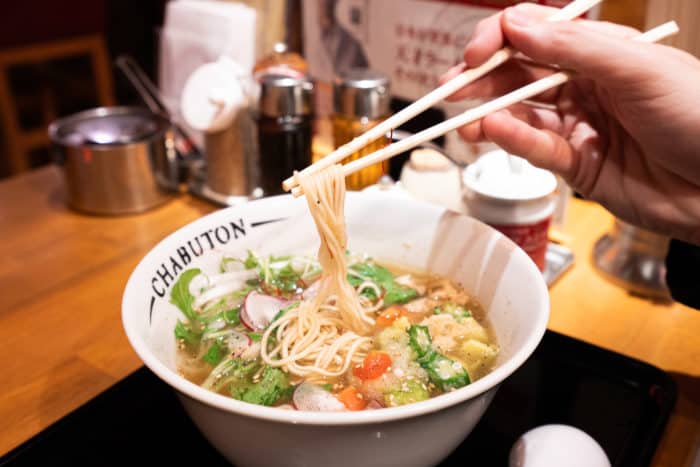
top-left (464, 150), bottom-right (557, 201)
top-left (181, 56), bottom-right (248, 133)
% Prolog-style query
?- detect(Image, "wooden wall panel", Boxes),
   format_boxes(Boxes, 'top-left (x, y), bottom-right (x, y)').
top-left (599, 0), bottom-right (648, 29)
top-left (646, 0), bottom-right (700, 57)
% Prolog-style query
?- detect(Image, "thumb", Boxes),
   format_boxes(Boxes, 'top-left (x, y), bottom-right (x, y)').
top-left (502, 4), bottom-right (652, 87)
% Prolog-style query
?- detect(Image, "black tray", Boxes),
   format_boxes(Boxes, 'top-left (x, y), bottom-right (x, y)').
top-left (0, 331), bottom-right (676, 467)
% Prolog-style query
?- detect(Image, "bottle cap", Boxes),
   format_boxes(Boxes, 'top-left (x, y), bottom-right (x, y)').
top-left (409, 148), bottom-right (452, 172)
top-left (258, 74), bottom-right (314, 118)
top-left (253, 42), bottom-right (308, 81)
top-left (333, 68), bottom-right (390, 120)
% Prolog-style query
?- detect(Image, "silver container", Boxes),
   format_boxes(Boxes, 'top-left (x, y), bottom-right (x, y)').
top-left (333, 68), bottom-right (390, 120)
top-left (593, 218), bottom-right (672, 301)
top-left (259, 74), bottom-right (314, 118)
top-left (48, 106), bottom-right (180, 215)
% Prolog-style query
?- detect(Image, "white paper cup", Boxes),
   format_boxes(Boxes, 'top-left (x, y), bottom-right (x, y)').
top-left (463, 150), bottom-right (557, 271)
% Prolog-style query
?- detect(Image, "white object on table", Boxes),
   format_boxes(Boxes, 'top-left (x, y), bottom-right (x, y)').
top-left (463, 149), bottom-right (558, 270)
top-left (180, 56), bottom-right (250, 133)
top-left (159, 0), bottom-right (257, 139)
top-left (462, 150), bottom-right (557, 225)
top-left (510, 424), bottom-right (611, 467)
top-left (399, 148), bottom-right (464, 213)
top-left (181, 56), bottom-right (258, 199)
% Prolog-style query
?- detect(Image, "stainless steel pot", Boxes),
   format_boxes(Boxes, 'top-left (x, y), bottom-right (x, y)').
top-left (48, 106), bottom-right (180, 215)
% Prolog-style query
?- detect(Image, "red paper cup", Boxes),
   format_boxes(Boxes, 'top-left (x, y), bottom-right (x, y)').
top-left (463, 151), bottom-right (557, 271)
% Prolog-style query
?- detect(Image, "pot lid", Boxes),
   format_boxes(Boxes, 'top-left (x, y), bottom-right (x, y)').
top-left (49, 107), bottom-right (171, 147)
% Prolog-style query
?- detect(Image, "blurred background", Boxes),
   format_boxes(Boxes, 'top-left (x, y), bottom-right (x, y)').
top-left (0, 0), bottom-right (696, 180)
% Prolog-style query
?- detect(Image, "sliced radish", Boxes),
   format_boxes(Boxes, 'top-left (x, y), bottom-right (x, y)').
top-left (227, 330), bottom-right (252, 357)
top-left (240, 291), bottom-right (290, 331)
top-left (366, 399), bottom-right (384, 410)
top-left (292, 382), bottom-right (346, 412)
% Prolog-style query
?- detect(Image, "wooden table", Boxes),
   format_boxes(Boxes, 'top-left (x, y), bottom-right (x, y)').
top-left (1, 166), bottom-right (698, 464)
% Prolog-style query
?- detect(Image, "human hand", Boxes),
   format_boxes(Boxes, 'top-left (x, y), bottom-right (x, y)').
top-left (444, 3), bottom-right (700, 244)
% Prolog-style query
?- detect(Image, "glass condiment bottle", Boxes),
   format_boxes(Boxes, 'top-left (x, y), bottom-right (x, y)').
top-left (331, 69), bottom-right (391, 190)
top-left (257, 74), bottom-right (314, 196)
top-left (253, 42), bottom-right (308, 81)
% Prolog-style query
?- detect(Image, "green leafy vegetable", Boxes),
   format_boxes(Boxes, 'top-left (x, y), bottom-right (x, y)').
top-left (207, 358), bottom-right (259, 393)
top-left (224, 307), bottom-right (240, 325)
top-left (244, 250), bottom-right (259, 269)
top-left (247, 332), bottom-right (262, 342)
top-left (349, 263), bottom-right (394, 284)
top-left (320, 383), bottom-right (333, 392)
top-left (203, 339), bottom-right (226, 366)
top-left (277, 263), bottom-right (298, 280)
top-left (199, 290), bottom-right (249, 323)
top-left (359, 287), bottom-right (379, 300)
top-left (239, 367), bottom-right (291, 406)
top-left (349, 262), bottom-right (418, 305)
top-left (170, 268), bottom-right (202, 322)
top-left (383, 283), bottom-right (418, 306)
top-left (174, 321), bottom-right (201, 347)
top-left (264, 263), bottom-right (302, 295)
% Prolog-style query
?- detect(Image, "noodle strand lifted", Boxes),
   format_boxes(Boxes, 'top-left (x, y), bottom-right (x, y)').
top-left (260, 166), bottom-right (375, 378)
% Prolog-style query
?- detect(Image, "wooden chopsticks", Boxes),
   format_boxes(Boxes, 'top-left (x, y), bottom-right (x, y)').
top-left (290, 20), bottom-right (679, 197)
top-left (281, 0), bottom-right (604, 193)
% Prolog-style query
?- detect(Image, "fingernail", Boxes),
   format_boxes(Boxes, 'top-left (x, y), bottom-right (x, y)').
top-left (505, 7), bottom-right (533, 28)
top-left (495, 109), bottom-right (512, 118)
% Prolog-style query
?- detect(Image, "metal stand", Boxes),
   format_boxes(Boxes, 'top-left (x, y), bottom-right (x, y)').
top-left (592, 219), bottom-right (672, 300)
top-left (187, 159), bottom-right (257, 207)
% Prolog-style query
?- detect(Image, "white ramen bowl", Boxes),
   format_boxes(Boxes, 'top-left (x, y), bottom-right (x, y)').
top-left (122, 192), bottom-right (549, 467)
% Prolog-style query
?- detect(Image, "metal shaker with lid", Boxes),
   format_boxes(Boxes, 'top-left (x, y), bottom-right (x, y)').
top-left (181, 56), bottom-right (258, 204)
top-left (332, 68), bottom-right (391, 190)
top-left (257, 74), bottom-right (314, 195)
